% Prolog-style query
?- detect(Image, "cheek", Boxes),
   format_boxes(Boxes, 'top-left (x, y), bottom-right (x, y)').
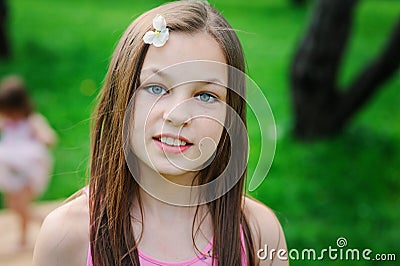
top-left (130, 96), bottom-right (154, 152)
top-left (131, 93), bottom-right (157, 132)
top-left (208, 108), bottom-right (226, 141)
top-left (196, 118), bottom-right (225, 143)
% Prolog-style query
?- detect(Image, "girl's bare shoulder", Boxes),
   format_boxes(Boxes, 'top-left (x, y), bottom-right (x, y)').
top-left (243, 196), bottom-right (288, 265)
top-left (32, 193), bottom-right (89, 266)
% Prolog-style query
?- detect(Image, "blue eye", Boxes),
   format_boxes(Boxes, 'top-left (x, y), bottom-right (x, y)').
top-left (196, 92), bottom-right (218, 103)
top-left (145, 85), bottom-right (167, 95)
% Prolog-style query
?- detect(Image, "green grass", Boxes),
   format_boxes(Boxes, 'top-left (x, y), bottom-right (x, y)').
top-left (1, 0), bottom-right (399, 265)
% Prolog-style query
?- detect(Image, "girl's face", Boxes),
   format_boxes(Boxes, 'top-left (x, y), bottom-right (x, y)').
top-left (0, 109), bottom-right (26, 120)
top-left (130, 32), bottom-right (227, 183)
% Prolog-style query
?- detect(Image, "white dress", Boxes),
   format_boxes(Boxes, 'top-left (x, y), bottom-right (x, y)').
top-left (0, 114), bottom-right (55, 195)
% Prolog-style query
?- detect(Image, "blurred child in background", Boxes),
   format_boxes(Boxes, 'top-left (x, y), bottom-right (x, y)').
top-left (0, 75), bottom-right (56, 249)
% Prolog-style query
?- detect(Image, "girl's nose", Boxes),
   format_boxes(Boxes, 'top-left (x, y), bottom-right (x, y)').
top-left (162, 97), bottom-right (192, 127)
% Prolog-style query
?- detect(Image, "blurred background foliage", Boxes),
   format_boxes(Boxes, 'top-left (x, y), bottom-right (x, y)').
top-left (0, 0), bottom-right (399, 265)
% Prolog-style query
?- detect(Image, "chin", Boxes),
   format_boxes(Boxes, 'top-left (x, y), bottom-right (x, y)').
top-left (156, 165), bottom-right (191, 177)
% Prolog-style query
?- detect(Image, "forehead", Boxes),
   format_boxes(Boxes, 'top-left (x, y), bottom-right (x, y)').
top-left (141, 32), bottom-right (228, 86)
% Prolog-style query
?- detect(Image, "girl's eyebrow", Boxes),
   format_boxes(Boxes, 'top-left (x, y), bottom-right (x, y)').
top-left (141, 67), bottom-right (227, 86)
top-left (141, 67), bottom-right (162, 76)
top-left (140, 67), bottom-right (168, 82)
top-left (202, 78), bottom-right (227, 87)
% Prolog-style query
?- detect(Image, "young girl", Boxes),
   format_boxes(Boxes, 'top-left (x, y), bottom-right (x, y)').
top-left (33, 1), bottom-right (287, 265)
top-left (0, 75), bottom-right (57, 248)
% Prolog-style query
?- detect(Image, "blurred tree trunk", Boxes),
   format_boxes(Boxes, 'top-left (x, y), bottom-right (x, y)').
top-left (290, 0), bottom-right (400, 140)
top-left (0, 0), bottom-right (10, 59)
top-left (290, 0), bottom-right (306, 5)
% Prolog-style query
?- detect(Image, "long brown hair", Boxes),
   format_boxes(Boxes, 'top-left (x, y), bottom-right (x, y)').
top-left (89, 1), bottom-right (255, 265)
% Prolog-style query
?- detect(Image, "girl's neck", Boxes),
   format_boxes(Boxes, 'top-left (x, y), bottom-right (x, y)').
top-left (139, 188), bottom-right (199, 222)
top-left (132, 163), bottom-right (211, 227)
top-left (134, 188), bottom-right (213, 245)
top-left (135, 159), bottom-right (206, 206)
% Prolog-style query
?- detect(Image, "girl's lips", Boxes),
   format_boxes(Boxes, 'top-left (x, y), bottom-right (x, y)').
top-left (152, 134), bottom-right (193, 154)
top-left (152, 134), bottom-right (192, 144)
top-left (153, 138), bottom-right (192, 154)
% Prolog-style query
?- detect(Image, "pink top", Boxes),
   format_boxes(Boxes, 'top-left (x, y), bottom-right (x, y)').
top-left (86, 231), bottom-right (247, 266)
top-left (84, 187), bottom-right (247, 265)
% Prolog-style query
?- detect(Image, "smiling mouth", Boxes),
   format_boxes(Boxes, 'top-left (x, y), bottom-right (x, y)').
top-left (152, 135), bottom-right (193, 147)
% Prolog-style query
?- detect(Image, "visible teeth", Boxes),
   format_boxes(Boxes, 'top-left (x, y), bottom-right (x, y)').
top-left (166, 138), bottom-right (174, 145)
top-left (173, 139), bottom-right (180, 146)
top-left (159, 136), bottom-right (187, 146)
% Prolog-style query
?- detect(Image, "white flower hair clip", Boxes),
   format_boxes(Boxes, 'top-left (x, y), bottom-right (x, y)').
top-left (143, 14), bottom-right (169, 47)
